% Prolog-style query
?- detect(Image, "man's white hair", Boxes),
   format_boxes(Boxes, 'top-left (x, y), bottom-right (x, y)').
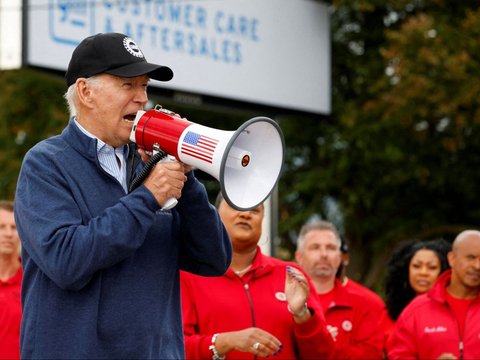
top-left (63, 76), bottom-right (101, 117)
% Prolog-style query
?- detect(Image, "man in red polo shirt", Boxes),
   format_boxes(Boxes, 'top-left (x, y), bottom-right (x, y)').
top-left (0, 200), bottom-right (22, 359)
top-left (388, 230), bottom-right (480, 359)
top-left (295, 220), bottom-right (383, 359)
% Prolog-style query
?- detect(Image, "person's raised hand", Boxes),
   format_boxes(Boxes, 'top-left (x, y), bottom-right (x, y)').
top-left (285, 265), bottom-right (311, 323)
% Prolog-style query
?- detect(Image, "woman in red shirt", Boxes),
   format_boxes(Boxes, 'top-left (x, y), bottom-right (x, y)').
top-left (181, 193), bottom-right (334, 359)
top-left (380, 238), bottom-right (451, 354)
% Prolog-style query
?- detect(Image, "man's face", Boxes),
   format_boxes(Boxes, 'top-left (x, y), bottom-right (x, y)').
top-left (0, 209), bottom-right (20, 257)
top-left (296, 229), bottom-right (342, 281)
top-left (218, 200), bottom-right (263, 251)
top-left (449, 234), bottom-right (480, 290)
top-left (82, 74), bottom-right (149, 147)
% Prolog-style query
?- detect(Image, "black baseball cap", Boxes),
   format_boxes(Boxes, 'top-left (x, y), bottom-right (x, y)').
top-left (65, 32), bottom-right (173, 86)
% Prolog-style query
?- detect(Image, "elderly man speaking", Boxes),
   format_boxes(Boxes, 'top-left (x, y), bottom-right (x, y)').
top-left (14, 32), bottom-right (231, 359)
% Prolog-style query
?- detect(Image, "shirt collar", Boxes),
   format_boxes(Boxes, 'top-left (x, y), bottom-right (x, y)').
top-left (74, 118), bottom-right (129, 156)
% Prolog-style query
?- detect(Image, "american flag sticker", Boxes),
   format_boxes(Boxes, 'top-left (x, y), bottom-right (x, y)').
top-left (180, 131), bottom-right (219, 163)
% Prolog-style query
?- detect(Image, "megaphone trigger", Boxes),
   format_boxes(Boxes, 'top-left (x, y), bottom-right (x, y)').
top-left (130, 106), bottom-right (285, 211)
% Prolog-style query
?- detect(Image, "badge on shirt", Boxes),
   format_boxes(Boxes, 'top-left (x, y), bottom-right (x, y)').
top-left (342, 320), bottom-right (353, 332)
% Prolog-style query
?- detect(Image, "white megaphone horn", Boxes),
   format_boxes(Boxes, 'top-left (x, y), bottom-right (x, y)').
top-left (129, 105), bottom-right (285, 211)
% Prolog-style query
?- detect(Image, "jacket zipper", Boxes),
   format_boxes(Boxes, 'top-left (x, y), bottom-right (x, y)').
top-left (448, 298), bottom-right (471, 360)
top-left (458, 299), bottom-right (476, 360)
top-left (243, 283), bottom-right (256, 327)
top-left (242, 282), bottom-right (257, 359)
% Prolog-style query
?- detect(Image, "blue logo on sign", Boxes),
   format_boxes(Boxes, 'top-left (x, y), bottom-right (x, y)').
top-left (49, 0), bottom-right (94, 45)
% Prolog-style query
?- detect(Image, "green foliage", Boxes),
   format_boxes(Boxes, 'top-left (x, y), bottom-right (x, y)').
top-left (278, 1), bottom-right (480, 288)
top-left (0, 69), bottom-right (67, 199)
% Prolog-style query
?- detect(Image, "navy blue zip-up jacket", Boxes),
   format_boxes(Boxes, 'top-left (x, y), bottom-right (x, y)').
top-left (14, 119), bottom-right (232, 359)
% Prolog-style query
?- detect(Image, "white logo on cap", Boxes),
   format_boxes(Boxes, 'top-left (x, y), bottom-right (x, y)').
top-left (123, 37), bottom-right (144, 58)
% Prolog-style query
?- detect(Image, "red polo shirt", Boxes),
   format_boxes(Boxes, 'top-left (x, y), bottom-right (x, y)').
top-left (0, 267), bottom-right (22, 359)
top-left (318, 278), bottom-right (384, 359)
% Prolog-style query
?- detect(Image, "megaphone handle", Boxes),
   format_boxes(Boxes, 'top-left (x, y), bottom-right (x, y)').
top-left (157, 155), bottom-right (178, 211)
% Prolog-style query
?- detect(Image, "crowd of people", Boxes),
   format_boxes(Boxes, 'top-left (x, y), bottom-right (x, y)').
top-left (1, 32), bottom-right (480, 359)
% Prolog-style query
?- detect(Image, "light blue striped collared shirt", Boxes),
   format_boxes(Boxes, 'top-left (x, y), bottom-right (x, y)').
top-left (74, 119), bottom-right (129, 192)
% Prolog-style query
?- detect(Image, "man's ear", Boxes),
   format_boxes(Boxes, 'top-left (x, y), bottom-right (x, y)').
top-left (76, 79), bottom-right (95, 108)
top-left (294, 251), bottom-right (302, 264)
top-left (447, 251), bottom-right (455, 268)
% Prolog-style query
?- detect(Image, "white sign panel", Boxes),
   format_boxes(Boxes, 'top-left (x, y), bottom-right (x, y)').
top-left (0, 0), bottom-right (22, 69)
top-left (26, 0), bottom-right (330, 114)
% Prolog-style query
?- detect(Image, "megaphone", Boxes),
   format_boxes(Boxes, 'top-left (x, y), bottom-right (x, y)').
top-left (129, 105), bottom-right (285, 211)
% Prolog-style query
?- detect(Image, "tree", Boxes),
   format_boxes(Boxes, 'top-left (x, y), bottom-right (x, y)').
top-left (277, 0), bottom-right (480, 290)
top-left (0, 69), bottom-right (67, 199)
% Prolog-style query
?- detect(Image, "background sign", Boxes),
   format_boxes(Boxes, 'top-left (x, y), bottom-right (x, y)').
top-left (26, 0), bottom-right (331, 114)
top-left (0, 0), bottom-right (22, 69)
